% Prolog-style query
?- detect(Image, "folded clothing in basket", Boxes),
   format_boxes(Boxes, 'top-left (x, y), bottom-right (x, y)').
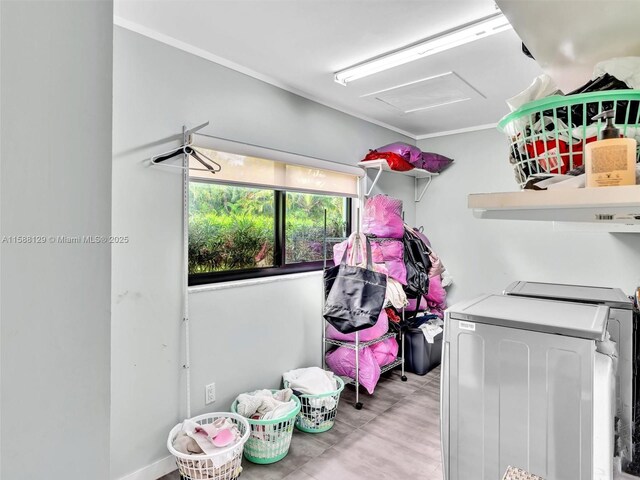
top-left (235, 389), bottom-right (297, 421)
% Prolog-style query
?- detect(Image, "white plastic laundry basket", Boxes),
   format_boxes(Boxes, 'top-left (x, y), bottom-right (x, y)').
top-left (167, 412), bottom-right (250, 480)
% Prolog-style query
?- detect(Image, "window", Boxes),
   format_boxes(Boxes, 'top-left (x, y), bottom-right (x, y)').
top-left (189, 183), bottom-right (276, 275)
top-left (285, 192), bottom-right (350, 265)
top-left (187, 147), bottom-right (356, 285)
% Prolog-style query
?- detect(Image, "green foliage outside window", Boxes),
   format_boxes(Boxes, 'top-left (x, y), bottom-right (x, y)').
top-left (189, 182), bottom-right (348, 275)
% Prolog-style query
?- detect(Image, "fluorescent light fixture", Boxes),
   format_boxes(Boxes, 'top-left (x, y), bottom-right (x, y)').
top-left (334, 12), bottom-right (512, 85)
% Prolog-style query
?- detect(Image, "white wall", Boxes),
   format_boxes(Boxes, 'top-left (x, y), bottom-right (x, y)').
top-left (417, 128), bottom-right (640, 306)
top-left (0, 1), bottom-right (113, 479)
top-left (111, 27), bottom-right (416, 479)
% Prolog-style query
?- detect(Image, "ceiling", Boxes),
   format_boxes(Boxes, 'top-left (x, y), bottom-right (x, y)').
top-left (115, 0), bottom-right (545, 138)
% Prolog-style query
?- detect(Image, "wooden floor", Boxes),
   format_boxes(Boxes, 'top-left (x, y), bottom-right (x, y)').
top-left (160, 366), bottom-right (443, 480)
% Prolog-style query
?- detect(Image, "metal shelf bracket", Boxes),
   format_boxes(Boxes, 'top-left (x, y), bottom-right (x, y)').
top-left (365, 162), bottom-right (385, 197)
top-left (359, 160), bottom-right (438, 203)
top-left (415, 175), bottom-right (434, 202)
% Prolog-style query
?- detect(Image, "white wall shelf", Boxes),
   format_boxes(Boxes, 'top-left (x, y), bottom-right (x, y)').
top-left (358, 160), bottom-right (438, 202)
top-left (469, 185), bottom-right (640, 230)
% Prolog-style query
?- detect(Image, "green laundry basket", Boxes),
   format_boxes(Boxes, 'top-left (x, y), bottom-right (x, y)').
top-left (497, 90), bottom-right (640, 187)
top-left (284, 376), bottom-right (345, 433)
top-left (230, 392), bottom-right (301, 464)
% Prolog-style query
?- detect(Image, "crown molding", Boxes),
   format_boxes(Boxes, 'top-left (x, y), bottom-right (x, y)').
top-left (113, 16), bottom-right (417, 140)
top-left (416, 123), bottom-right (498, 140)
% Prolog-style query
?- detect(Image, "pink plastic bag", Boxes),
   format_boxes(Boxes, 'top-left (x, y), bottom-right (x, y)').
top-left (426, 275), bottom-right (447, 309)
top-left (376, 240), bottom-right (406, 285)
top-left (363, 195), bottom-right (404, 239)
top-left (326, 346), bottom-right (381, 395)
top-left (334, 239), bottom-right (384, 264)
top-left (326, 309), bottom-right (389, 342)
top-left (335, 239), bottom-right (406, 284)
top-left (370, 337), bottom-right (399, 367)
top-left (332, 240), bottom-right (389, 277)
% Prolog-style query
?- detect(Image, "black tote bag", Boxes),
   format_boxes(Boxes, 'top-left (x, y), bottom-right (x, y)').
top-left (323, 234), bottom-right (388, 334)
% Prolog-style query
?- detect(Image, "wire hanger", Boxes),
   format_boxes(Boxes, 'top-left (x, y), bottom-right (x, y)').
top-left (150, 122), bottom-right (221, 174)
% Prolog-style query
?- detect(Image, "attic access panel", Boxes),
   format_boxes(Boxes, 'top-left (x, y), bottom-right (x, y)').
top-left (362, 71), bottom-right (485, 114)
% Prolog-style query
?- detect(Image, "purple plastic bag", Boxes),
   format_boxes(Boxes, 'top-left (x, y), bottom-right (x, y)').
top-left (415, 152), bottom-right (454, 173)
top-left (326, 346), bottom-right (381, 394)
top-left (363, 195), bottom-right (404, 239)
top-left (377, 142), bottom-right (422, 165)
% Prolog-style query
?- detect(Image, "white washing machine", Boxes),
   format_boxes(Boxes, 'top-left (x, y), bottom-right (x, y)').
top-left (442, 294), bottom-right (615, 480)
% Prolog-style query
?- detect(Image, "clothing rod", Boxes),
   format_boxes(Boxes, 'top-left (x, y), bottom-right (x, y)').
top-left (193, 132), bottom-right (364, 177)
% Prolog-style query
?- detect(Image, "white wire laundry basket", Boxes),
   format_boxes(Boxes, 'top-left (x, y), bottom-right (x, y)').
top-left (167, 412), bottom-right (250, 480)
top-left (284, 376), bottom-right (345, 433)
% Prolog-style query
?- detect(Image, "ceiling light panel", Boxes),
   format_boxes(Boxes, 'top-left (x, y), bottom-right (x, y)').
top-left (363, 72), bottom-right (485, 114)
top-left (334, 12), bottom-right (512, 85)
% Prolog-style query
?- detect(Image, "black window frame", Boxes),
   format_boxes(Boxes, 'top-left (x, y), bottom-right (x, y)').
top-left (188, 185), bottom-right (353, 286)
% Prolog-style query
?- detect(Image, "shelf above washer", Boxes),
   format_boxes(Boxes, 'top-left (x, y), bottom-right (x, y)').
top-left (358, 160), bottom-right (438, 202)
top-left (468, 185), bottom-right (640, 229)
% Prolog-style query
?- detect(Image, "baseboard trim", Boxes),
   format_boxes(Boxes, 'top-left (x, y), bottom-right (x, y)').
top-left (117, 456), bottom-right (176, 480)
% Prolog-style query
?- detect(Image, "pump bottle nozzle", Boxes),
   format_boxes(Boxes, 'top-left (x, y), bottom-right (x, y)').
top-left (592, 109), bottom-right (620, 140)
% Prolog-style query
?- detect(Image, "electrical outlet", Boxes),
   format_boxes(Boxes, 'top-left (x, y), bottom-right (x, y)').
top-left (205, 383), bottom-right (216, 405)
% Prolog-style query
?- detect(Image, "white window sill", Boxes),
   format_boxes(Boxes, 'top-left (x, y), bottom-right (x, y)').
top-left (188, 270), bottom-right (322, 294)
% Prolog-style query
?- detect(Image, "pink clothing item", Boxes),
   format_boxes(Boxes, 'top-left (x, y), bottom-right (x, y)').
top-left (326, 346), bottom-right (381, 395)
top-left (326, 309), bottom-right (388, 342)
top-left (428, 250), bottom-right (445, 278)
top-left (363, 195), bottom-right (404, 239)
top-left (426, 275), bottom-right (447, 318)
top-left (370, 337), bottom-right (399, 367)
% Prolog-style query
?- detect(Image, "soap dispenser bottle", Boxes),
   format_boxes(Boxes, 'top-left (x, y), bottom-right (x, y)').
top-left (585, 109), bottom-right (637, 187)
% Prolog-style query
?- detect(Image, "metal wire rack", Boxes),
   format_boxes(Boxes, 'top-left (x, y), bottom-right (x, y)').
top-left (321, 209), bottom-right (407, 410)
